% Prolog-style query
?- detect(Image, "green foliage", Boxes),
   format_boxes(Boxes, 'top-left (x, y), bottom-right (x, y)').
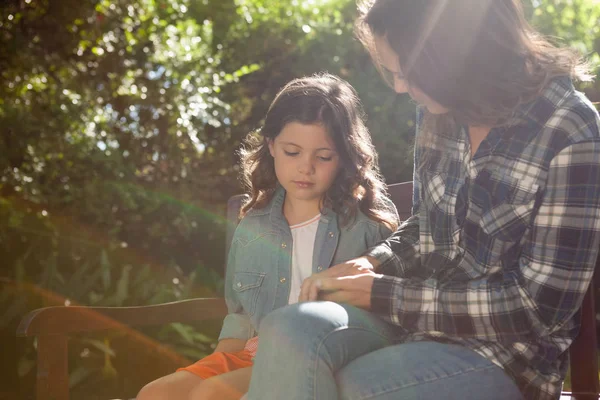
top-left (0, 195), bottom-right (221, 397)
top-left (526, 0), bottom-right (600, 99)
top-left (1, 0), bottom-right (599, 398)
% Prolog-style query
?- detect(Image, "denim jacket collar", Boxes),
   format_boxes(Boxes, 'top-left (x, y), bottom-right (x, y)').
top-left (246, 185), bottom-right (337, 227)
top-left (245, 185), bottom-right (340, 272)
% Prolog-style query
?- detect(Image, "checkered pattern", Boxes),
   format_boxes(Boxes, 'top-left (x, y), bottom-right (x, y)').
top-left (367, 77), bottom-right (600, 400)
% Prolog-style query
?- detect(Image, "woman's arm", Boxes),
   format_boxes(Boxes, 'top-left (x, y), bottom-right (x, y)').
top-left (317, 135), bottom-right (600, 343)
top-left (366, 213), bottom-right (420, 276)
top-left (370, 140), bottom-right (600, 342)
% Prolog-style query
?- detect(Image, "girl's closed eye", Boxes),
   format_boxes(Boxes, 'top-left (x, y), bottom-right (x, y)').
top-left (318, 156), bottom-right (333, 162)
top-left (284, 150), bottom-right (299, 157)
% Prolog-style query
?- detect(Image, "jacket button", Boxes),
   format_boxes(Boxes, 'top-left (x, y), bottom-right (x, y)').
top-left (317, 265), bottom-right (323, 271)
top-left (281, 242), bottom-right (287, 248)
top-left (236, 282), bottom-right (242, 288)
top-left (280, 277), bottom-right (286, 283)
top-left (328, 232), bottom-right (334, 238)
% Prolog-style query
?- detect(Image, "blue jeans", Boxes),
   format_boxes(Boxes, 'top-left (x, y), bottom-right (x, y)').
top-left (246, 302), bottom-right (523, 400)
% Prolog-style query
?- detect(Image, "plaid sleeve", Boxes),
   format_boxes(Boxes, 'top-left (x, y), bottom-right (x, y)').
top-left (365, 214), bottom-right (421, 277)
top-left (371, 139), bottom-right (600, 342)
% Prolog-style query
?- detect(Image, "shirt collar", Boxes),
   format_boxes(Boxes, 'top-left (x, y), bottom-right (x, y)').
top-left (504, 75), bottom-right (573, 129)
top-left (246, 185), bottom-right (337, 225)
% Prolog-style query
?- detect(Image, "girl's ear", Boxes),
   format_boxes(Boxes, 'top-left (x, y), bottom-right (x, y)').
top-left (268, 138), bottom-right (275, 157)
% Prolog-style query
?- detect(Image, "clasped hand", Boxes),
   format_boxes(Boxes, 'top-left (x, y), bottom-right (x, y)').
top-left (298, 256), bottom-right (382, 310)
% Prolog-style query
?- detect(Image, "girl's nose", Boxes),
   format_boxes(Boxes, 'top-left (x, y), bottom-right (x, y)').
top-left (298, 157), bottom-right (315, 174)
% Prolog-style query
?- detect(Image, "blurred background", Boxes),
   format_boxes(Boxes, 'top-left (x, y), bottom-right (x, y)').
top-left (1, 0), bottom-right (599, 399)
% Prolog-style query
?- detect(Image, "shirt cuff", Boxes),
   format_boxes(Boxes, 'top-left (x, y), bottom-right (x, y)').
top-left (364, 243), bottom-right (396, 273)
top-left (370, 274), bottom-right (399, 319)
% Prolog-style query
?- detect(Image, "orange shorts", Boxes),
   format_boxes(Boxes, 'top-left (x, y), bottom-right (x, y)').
top-left (177, 349), bottom-right (254, 380)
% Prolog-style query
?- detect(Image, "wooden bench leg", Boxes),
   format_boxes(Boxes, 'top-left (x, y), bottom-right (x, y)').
top-left (37, 335), bottom-right (69, 400)
top-left (569, 281), bottom-right (599, 399)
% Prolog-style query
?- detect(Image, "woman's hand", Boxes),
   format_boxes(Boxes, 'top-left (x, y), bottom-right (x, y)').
top-left (298, 256), bottom-right (380, 305)
top-left (314, 271), bottom-right (381, 310)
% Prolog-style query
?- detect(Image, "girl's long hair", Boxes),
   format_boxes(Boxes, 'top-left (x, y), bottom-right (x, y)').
top-left (238, 73), bottom-right (398, 231)
top-left (355, 0), bottom-right (593, 166)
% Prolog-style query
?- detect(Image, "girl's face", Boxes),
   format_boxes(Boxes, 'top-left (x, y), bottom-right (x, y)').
top-left (374, 35), bottom-right (449, 115)
top-left (268, 122), bottom-right (340, 209)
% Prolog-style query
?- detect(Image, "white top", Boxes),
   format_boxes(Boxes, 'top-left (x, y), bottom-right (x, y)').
top-left (287, 213), bottom-right (321, 305)
top-left (243, 213), bottom-right (321, 358)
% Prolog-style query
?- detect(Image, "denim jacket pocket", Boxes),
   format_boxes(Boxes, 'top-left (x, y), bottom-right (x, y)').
top-left (232, 271), bottom-right (265, 317)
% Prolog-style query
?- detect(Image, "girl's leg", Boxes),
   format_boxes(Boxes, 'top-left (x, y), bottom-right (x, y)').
top-left (246, 301), bottom-right (400, 400)
top-left (188, 366), bottom-right (252, 400)
top-left (336, 341), bottom-right (524, 400)
top-left (136, 371), bottom-right (203, 400)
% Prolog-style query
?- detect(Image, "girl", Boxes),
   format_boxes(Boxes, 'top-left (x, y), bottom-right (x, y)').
top-left (245, 1), bottom-right (600, 400)
top-left (137, 72), bottom-right (399, 400)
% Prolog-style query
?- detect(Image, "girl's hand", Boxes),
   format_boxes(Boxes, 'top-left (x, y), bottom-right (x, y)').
top-left (298, 256), bottom-right (379, 302)
top-left (315, 272), bottom-right (381, 310)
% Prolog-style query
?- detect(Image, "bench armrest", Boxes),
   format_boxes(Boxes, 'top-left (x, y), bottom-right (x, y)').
top-left (16, 297), bottom-right (227, 337)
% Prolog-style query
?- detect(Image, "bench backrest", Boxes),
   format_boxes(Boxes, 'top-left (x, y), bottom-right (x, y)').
top-left (225, 182), bottom-right (598, 396)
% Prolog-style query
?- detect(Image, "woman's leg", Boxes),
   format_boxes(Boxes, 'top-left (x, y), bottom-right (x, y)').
top-left (336, 341), bottom-right (523, 400)
top-left (246, 301), bottom-right (400, 400)
top-left (188, 367), bottom-right (252, 400)
top-left (137, 371), bottom-right (203, 400)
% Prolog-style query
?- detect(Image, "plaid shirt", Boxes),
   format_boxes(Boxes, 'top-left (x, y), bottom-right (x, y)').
top-left (367, 77), bottom-right (600, 400)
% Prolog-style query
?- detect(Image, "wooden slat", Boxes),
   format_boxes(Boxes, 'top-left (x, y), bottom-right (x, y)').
top-left (560, 393), bottom-right (600, 400)
top-left (570, 278), bottom-right (599, 397)
top-left (17, 298), bottom-right (227, 337)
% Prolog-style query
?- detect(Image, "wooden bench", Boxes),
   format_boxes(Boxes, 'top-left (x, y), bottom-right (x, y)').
top-left (17, 182), bottom-right (599, 400)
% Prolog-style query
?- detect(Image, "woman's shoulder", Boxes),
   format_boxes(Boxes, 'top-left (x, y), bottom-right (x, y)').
top-left (558, 88), bottom-right (600, 142)
top-left (510, 77), bottom-right (600, 167)
top-left (539, 77), bottom-right (599, 144)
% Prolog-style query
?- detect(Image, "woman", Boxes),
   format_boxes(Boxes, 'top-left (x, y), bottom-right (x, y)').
top-left (244, 1), bottom-right (600, 399)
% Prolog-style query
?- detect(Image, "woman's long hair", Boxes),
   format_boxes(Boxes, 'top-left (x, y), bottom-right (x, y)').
top-left (238, 72), bottom-right (398, 231)
top-left (355, 0), bottom-right (593, 165)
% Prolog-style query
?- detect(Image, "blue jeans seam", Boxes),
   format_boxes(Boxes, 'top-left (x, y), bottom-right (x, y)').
top-left (358, 364), bottom-right (503, 400)
top-left (312, 325), bottom-right (393, 400)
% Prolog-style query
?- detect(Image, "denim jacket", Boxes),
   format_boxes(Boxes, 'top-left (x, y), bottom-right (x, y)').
top-left (219, 186), bottom-right (397, 341)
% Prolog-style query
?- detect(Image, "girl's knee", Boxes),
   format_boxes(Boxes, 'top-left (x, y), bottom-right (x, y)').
top-left (259, 301), bottom-right (352, 340)
top-left (136, 379), bottom-right (170, 400)
top-left (188, 378), bottom-right (241, 400)
top-left (187, 380), bottom-right (215, 400)
top-left (137, 372), bottom-right (202, 400)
